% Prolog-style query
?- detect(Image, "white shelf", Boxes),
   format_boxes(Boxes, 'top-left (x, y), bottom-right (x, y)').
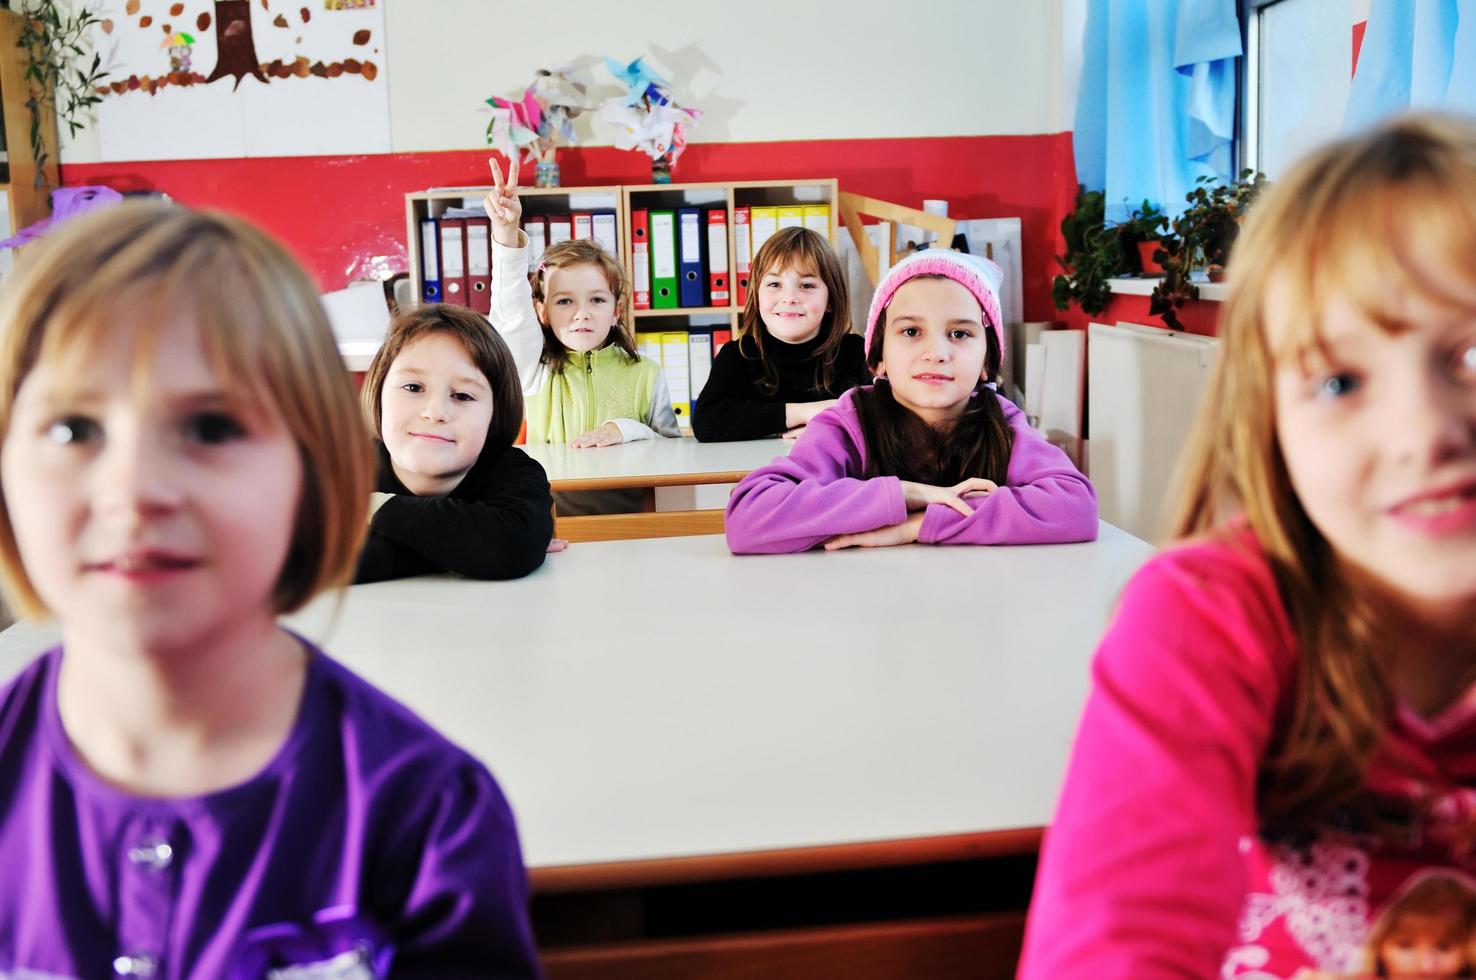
top-left (1108, 276), bottom-right (1228, 302)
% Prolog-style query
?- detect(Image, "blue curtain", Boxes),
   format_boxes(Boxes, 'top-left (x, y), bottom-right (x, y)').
top-left (1075, 0), bottom-right (1243, 223)
top-left (1345, 0), bottom-right (1476, 131)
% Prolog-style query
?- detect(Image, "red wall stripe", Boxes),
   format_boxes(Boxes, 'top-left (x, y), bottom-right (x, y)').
top-left (59, 133), bottom-right (1076, 323)
top-left (1352, 19), bottom-right (1368, 77)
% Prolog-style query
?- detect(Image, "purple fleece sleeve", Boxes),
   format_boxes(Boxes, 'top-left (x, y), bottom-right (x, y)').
top-left (917, 395), bottom-right (1098, 546)
top-left (724, 405), bottom-right (908, 555)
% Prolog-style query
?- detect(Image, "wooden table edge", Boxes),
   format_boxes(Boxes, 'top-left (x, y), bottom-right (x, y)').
top-left (549, 469), bottom-right (754, 493)
top-left (529, 826), bottom-right (1044, 894)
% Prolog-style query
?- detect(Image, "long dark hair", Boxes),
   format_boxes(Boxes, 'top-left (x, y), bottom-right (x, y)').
top-left (854, 279), bottom-right (1013, 484)
top-left (738, 227), bottom-right (853, 397)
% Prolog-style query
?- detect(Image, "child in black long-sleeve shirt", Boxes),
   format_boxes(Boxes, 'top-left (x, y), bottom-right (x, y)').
top-left (692, 227), bottom-right (869, 442)
top-left (355, 303), bottom-right (558, 582)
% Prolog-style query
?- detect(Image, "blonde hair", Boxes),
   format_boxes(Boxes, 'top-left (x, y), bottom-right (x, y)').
top-left (739, 226), bottom-right (853, 397)
top-left (0, 199), bottom-right (374, 618)
top-left (1168, 113), bottom-right (1476, 832)
top-left (529, 238), bottom-right (637, 373)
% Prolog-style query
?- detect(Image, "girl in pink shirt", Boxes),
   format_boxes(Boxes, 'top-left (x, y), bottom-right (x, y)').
top-left (1019, 114), bottom-right (1476, 979)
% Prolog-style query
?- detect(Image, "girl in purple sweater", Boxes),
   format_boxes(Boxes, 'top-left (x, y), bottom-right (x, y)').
top-left (1020, 114), bottom-right (1476, 978)
top-left (725, 249), bottom-right (1097, 554)
top-left (0, 202), bottom-right (539, 977)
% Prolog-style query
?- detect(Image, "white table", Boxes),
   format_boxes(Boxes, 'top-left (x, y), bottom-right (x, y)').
top-left (0, 526), bottom-right (1153, 974)
top-left (0, 525), bottom-right (1148, 873)
top-left (520, 436), bottom-right (792, 494)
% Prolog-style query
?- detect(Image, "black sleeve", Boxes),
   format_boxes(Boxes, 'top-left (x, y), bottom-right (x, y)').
top-left (829, 333), bottom-right (872, 396)
top-left (690, 341), bottom-right (788, 442)
top-left (355, 450), bottom-right (554, 583)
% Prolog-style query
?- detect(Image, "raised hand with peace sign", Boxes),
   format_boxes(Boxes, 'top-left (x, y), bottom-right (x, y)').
top-left (483, 157), bottom-right (523, 248)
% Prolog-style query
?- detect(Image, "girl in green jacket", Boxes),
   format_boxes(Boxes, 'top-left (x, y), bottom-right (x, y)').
top-left (484, 158), bottom-right (679, 447)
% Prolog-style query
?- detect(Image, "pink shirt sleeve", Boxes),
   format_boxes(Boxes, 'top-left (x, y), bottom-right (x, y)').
top-left (917, 396), bottom-right (1098, 546)
top-left (1018, 534), bottom-right (1297, 979)
top-left (723, 407), bottom-right (908, 555)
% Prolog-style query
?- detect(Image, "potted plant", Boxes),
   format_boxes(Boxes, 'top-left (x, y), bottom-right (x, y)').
top-left (1052, 186), bottom-right (1126, 317)
top-left (1149, 169), bottom-right (1269, 329)
top-left (1123, 200), bottom-right (1168, 275)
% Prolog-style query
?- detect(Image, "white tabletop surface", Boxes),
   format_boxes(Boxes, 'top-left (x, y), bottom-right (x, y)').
top-left (0, 525), bottom-right (1153, 871)
top-left (521, 437), bottom-right (792, 487)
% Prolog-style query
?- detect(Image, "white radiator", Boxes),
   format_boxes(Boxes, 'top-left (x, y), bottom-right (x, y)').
top-left (1087, 322), bottom-right (1220, 541)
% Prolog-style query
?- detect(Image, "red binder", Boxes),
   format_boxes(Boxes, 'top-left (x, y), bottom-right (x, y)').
top-left (712, 329), bottom-right (732, 357)
top-left (631, 209), bottom-right (651, 310)
top-left (707, 209), bottom-right (730, 306)
top-left (438, 217), bottom-right (468, 307)
top-left (733, 207), bottom-right (751, 307)
top-left (466, 216), bottom-right (491, 314)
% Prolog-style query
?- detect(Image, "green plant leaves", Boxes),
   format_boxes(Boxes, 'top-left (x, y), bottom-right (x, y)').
top-left (17, 0), bottom-right (110, 190)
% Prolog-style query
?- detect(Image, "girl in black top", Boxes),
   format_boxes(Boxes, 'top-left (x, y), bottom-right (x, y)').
top-left (692, 227), bottom-right (870, 442)
top-left (355, 303), bottom-right (558, 582)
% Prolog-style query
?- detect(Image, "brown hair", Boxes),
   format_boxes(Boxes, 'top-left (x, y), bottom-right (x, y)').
top-left (739, 226), bottom-right (854, 397)
top-left (530, 238), bottom-right (638, 374)
top-left (855, 274), bottom-right (1014, 484)
top-left (1361, 872), bottom-right (1476, 976)
top-left (361, 303), bottom-right (525, 451)
top-left (0, 199), bottom-right (374, 617)
top-left (1168, 113), bottom-right (1476, 833)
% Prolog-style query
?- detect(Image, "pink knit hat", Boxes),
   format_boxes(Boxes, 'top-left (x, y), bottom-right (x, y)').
top-left (863, 249), bottom-right (1006, 359)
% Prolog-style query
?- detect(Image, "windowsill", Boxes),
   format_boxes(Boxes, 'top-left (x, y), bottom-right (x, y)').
top-left (1108, 276), bottom-right (1229, 302)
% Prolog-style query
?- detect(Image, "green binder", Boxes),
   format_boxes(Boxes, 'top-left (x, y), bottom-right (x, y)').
top-left (650, 210), bottom-right (678, 309)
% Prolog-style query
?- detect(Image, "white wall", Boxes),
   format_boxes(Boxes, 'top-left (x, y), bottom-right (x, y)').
top-left (383, 0), bottom-right (1066, 152)
top-left (60, 0), bottom-right (1068, 164)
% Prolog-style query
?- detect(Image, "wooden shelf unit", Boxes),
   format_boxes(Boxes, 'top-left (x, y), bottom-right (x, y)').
top-left (620, 178), bottom-right (839, 334)
top-left (403, 178), bottom-right (841, 336)
top-left (404, 184), bottom-right (624, 309)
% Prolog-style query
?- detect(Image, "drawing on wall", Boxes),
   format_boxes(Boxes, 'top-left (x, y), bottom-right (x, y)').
top-left (90, 0), bottom-right (389, 161)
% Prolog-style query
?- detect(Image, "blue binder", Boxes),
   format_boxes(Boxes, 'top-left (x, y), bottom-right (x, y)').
top-left (677, 207), bottom-right (706, 307)
top-left (420, 217), bottom-right (442, 303)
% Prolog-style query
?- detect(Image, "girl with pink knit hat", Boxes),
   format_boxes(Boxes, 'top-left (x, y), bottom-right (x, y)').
top-left (724, 248), bottom-right (1097, 554)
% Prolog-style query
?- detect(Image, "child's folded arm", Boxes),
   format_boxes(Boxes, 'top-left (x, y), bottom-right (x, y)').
top-left (609, 374), bottom-right (681, 442)
top-left (691, 392), bottom-right (788, 442)
top-left (489, 233), bottom-right (548, 396)
top-left (919, 399), bottom-right (1098, 546)
top-left (364, 453), bottom-right (554, 580)
top-left (725, 413), bottom-right (907, 554)
top-left (691, 344), bottom-right (788, 442)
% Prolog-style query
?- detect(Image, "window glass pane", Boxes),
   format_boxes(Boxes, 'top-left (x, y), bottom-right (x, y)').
top-left (1259, 0), bottom-right (1352, 176)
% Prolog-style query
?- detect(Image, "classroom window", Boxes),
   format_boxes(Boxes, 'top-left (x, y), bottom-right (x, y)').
top-left (1242, 0), bottom-right (1355, 177)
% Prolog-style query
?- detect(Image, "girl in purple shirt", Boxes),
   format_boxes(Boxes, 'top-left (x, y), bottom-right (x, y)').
top-left (0, 201), bottom-right (540, 978)
top-left (725, 248), bottom-right (1097, 554)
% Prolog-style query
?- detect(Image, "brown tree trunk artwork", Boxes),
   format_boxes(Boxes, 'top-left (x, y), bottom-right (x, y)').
top-left (205, 0), bottom-right (266, 89)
